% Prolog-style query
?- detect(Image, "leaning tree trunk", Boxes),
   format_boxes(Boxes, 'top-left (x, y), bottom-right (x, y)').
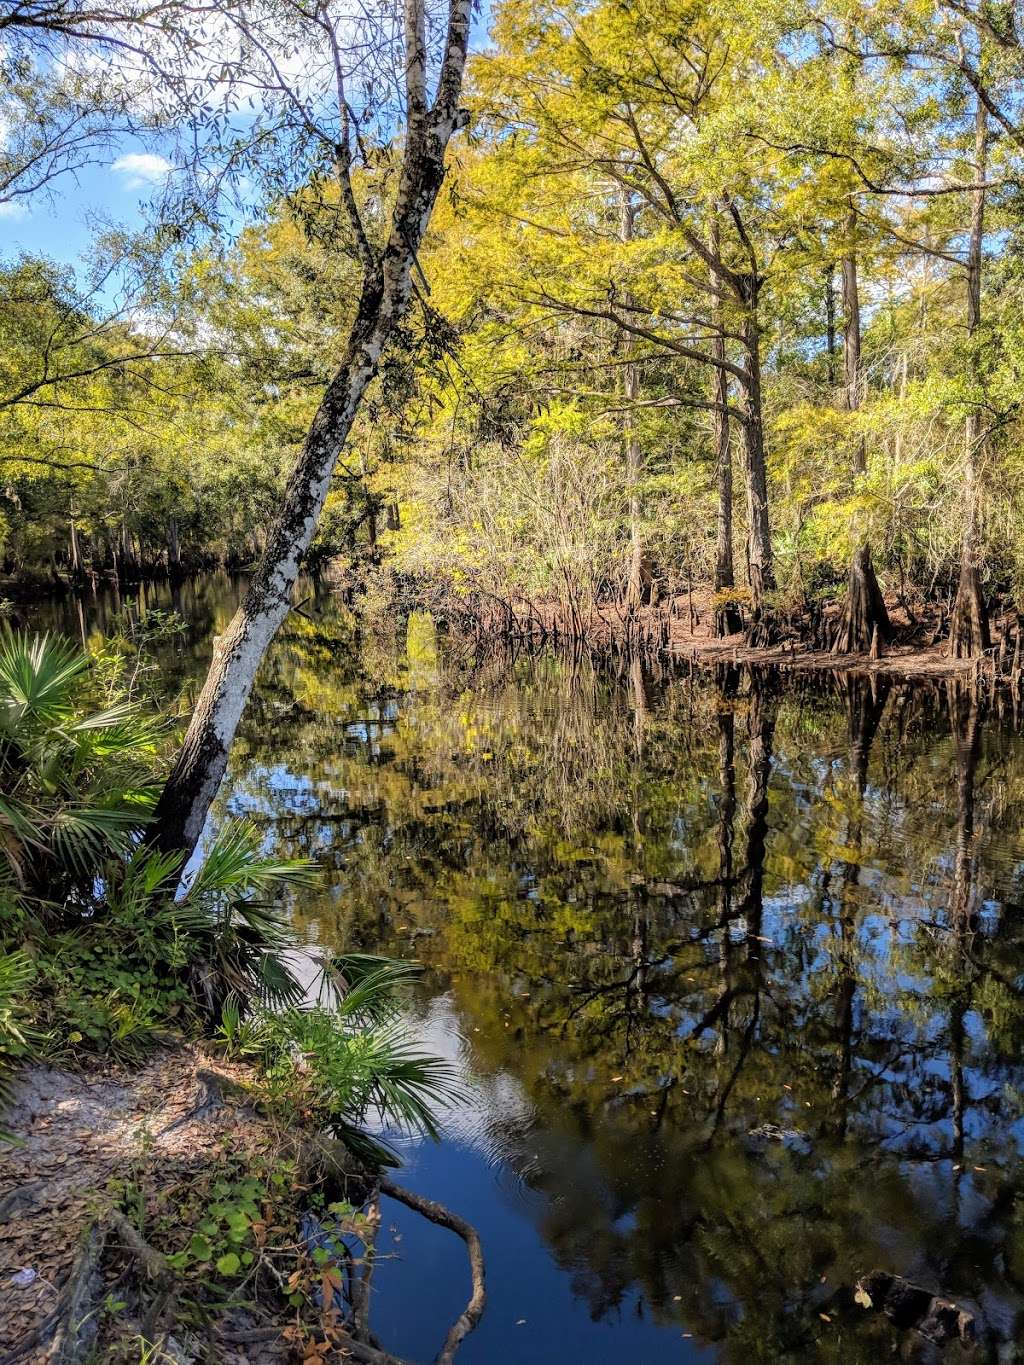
top-left (834, 222), bottom-right (890, 653)
top-left (950, 98), bottom-right (991, 660)
top-left (153, 2), bottom-right (472, 856)
top-left (711, 216), bottom-right (741, 637)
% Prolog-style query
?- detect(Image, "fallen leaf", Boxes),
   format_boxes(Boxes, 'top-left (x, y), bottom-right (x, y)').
top-left (854, 1287), bottom-right (873, 1308)
top-left (819, 1313), bottom-right (832, 1323)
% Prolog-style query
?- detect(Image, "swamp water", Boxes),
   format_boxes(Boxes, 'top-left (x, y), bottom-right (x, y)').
top-left (27, 574), bottom-right (1024, 1361)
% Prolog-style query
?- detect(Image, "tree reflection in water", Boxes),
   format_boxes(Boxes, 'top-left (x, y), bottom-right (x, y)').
top-left (38, 579), bottom-right (1024, 1360)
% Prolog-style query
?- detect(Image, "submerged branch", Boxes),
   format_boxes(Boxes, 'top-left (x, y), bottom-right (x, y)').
top-left (380, 1175), bottom-right (486, 1365)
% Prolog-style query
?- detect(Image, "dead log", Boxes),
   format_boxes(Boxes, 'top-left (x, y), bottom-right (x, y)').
top-left (855, 1269), bottom-right (975, 1348)
top-left (380, 1176), bottom-right (485, 1365)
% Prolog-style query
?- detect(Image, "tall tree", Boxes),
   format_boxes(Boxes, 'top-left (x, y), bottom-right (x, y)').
top-left (833, 210), bottom-right (893, 653)
top-left (473, 0), bottom-right (788, 630)
top-left (950, 95), bottom-right (992, 657)
top-left (153, 0), bottom-right (473, 853)
top-left (620, 186), bottom-right (652, 608)
top-left (711, 215), bottom-right (742, 637)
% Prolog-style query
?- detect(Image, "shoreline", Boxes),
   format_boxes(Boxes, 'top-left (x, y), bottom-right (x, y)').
top-left (436, 587), bottom-right (1004, 685)
top-left (0, 1046), bottom-right (481, 1364)
top-left (6, 568), bottom-right (1008, 684)
top-left (665, 629), bottom-right (983, 681)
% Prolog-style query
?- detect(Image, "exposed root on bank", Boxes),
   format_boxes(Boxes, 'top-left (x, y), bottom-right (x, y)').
top-left (379, 1176), bottom-right (486, 1365)
top-left (0, 1226), bottom-right (106, 1365)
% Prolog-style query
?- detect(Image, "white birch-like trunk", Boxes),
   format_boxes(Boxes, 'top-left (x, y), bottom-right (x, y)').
top-left (154, 0), bottom-right (472, 854)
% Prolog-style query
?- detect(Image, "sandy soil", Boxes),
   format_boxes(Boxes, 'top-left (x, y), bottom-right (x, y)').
top-left (0, 1050), bottom-right (284, 1364)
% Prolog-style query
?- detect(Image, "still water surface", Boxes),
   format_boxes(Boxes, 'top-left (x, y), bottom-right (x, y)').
top-left (27, 574), bottom-right (1024, 1361)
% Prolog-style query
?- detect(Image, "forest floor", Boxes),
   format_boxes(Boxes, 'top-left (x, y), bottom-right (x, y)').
top-left (0, 1048), bottom-right (352, 1364)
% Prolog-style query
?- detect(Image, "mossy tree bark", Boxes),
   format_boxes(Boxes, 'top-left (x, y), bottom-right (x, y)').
top-left (153, 0), bottom-right (473, 856)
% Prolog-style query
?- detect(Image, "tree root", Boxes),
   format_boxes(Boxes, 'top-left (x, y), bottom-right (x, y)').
top-left (215, 1324), bottom-right (406, 1363)
top-left (159, 1065), bottom-right (256, 1134)
top-left (0, 1223), bottom-right (108, 1365)
top-left (2, 1209), bottom-right (178, 1365)
top-left (106, 1209), bottom-right (169, 1281)
top-left (379, 1176), bottom-right (486, 1365)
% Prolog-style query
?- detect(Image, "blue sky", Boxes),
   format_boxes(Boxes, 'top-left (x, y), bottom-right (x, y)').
top-left (0, 138), bottom-right (166, 269)
top-left (0, 4), bottom-right (494, 276)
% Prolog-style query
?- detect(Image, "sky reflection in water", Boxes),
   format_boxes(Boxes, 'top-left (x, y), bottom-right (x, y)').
top-left (30, 574), bottom-right (1024, 1361)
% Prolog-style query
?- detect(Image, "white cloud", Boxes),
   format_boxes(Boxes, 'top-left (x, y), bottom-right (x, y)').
top-left (0, 201), bottom-right (27, 220)
top-left (111, 152), bottom-right (172, 189)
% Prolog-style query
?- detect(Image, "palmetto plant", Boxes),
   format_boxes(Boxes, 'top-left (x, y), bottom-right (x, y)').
top-left (105, 822), bottom-right (319, 1016)
top-left (0, 630), bottom-right (160, 905)
top-left (0, 947), bottom-right (34, 1136)
top-left (0, 633), bottom-right (459, 1162)
top-left (263, 954), bottom-right (465, 1164)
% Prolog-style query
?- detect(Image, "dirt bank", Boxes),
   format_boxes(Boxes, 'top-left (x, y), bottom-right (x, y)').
top-left (668, 617), bottom-right (982, 680)
top-left (0, 1049), bottom-right (351, 1363)
top-left (0, 1050), bottom-right (484, 1365)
